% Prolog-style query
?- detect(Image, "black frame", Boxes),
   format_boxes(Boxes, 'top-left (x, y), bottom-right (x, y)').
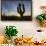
top-left (1, 0), bottom-right (32, 21)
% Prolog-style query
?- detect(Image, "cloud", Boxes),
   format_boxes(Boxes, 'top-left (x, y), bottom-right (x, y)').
top-left (5, 11), bottom-right (20, 16)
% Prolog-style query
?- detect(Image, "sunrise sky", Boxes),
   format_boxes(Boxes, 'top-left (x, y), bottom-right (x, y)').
top-left (2, 0), bottom-right (31, 16)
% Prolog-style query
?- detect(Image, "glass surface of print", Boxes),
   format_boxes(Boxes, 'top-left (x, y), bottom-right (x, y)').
top-left (1, 0), bottom-right (32, 21)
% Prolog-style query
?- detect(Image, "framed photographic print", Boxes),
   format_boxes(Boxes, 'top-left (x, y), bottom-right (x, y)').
top-left (1, 0), bottom-right (32, 21)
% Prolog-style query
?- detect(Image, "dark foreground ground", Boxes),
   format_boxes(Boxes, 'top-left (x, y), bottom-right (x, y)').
top-left (1, 15), bottom-right (32, 21)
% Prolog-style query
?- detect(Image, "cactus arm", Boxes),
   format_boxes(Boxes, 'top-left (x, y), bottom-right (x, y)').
top-left (17, 6), bottom-right (20, 13)
top-left (23, 4), bottom-right (25, 13)
top-left (17, 6), bottom-right (19, 13)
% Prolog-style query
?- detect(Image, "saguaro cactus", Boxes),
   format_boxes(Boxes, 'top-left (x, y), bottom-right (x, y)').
top-left (17, 3), bottom-right (25, 18)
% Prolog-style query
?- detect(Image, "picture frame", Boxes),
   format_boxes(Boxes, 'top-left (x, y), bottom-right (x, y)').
top-left (1, 0), bottom-right (32, 21)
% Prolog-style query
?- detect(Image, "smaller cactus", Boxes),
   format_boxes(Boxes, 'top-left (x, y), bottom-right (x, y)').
top-left (17, 3), bottom-right (25, 18)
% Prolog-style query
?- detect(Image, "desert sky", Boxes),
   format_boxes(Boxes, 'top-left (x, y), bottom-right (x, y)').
top-left (2, 0), bottom-right (31, 16)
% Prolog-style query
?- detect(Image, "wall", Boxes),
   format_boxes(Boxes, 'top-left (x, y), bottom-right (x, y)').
top-left (0, 0), bottom-right (46, 42)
